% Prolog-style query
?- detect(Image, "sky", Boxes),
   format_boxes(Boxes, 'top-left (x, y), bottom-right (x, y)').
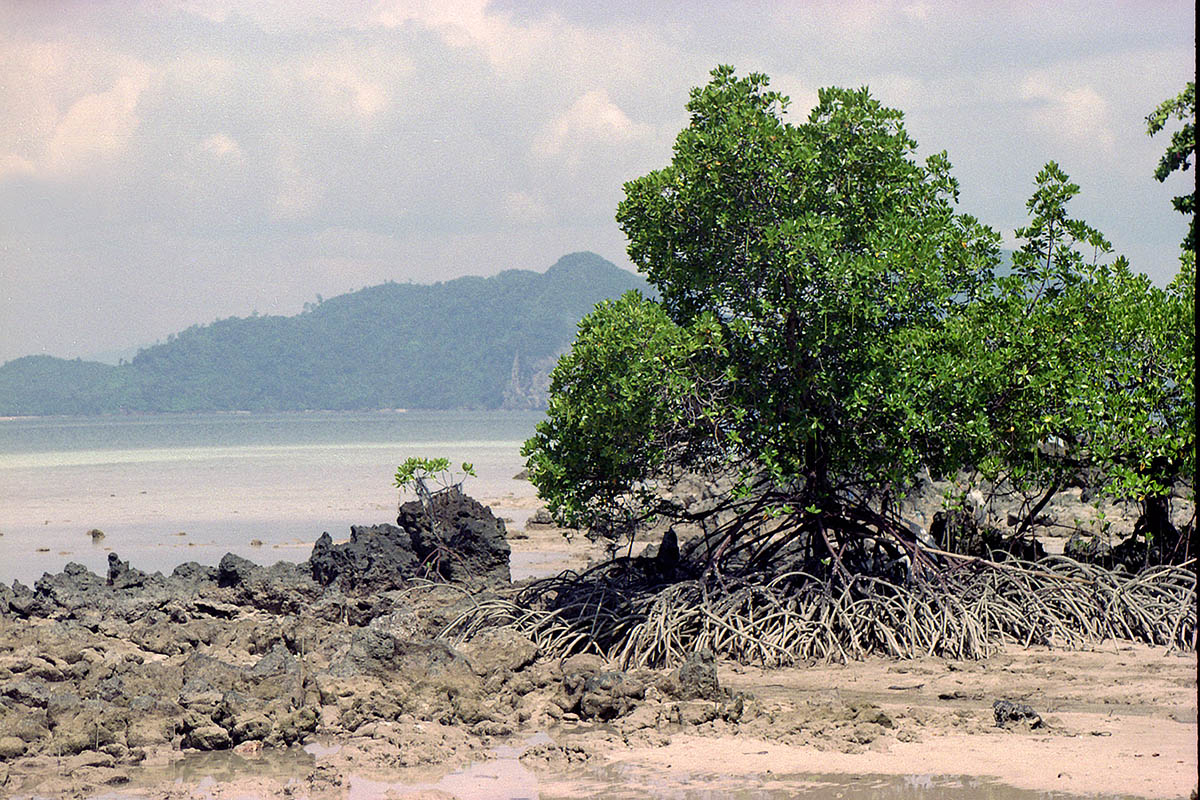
top-left (0, 1), bottom-right (1194, 364)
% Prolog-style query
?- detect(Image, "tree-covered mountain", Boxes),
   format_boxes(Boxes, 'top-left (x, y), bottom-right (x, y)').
top-left (0, 252), bottom-right (647, 415)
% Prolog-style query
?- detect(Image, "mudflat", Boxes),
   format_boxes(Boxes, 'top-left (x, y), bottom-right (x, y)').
top-left (0, 505), bottom-right (1193, 799)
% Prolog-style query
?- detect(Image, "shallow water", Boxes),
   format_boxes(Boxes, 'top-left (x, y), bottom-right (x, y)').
top-left (0, 411), bottom-right (542, 584)
top-left (79, 737), bottom-right (1147, 800)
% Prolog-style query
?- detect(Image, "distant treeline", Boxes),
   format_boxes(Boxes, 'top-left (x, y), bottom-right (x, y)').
top-left (0, 252), bottom-right (647, 415)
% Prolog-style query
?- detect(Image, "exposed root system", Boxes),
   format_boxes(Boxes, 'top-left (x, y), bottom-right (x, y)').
top-left (443, 556), bottom-right (1196, 667)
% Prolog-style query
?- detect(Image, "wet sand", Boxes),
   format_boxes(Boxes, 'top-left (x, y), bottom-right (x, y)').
top-left (78, 640), bottom-right (1195, 799)
top-left (51, 519), bottom-right (1194, 800)
top-left (0, 463), bottom-right (1193, 799)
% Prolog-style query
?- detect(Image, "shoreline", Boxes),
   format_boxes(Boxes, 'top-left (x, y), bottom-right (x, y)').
top-left (0, 494), bottom-right (1193, 799)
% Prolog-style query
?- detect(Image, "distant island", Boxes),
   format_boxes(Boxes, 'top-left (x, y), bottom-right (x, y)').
top-left (0, 252), bottom-right (647, 415)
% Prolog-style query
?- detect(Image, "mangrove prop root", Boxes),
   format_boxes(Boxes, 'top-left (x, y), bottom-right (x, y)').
top-left (441, 558), bottom-right (1196, 668)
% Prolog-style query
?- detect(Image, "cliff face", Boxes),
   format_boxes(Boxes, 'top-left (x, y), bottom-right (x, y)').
top-left (500, 349), bottom-right (563, 410)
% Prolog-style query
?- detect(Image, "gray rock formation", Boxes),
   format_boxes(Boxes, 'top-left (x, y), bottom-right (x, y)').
top-left (397, 488), bottom-right (511, 590)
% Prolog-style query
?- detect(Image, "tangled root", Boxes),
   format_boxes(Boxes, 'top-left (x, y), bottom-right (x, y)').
top-left (442, 557), bottom-right (1196, 668)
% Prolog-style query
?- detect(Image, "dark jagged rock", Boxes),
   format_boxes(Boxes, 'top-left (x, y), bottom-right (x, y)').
top-left (309, 524), bottom-right (421, 592)
top-left (237, 561), bottom-right (320, 614)
top-left (993, 699), bottom-right (1043, 729)
top-left (672, 648), bottom-right (721, 701)
top-left (107, 553), bottom-right (147, 590)
top-left (309, 491), bottom-right (515, 594)
top-left (7, 582), bottom-right (37, 617)
top-left (398, 489), bottom-right (511, 590)
top-left (217, 554), bottom-right (259, 588)
top-left (0, 491), bottom-right (542, 771)
top-left (34, 562), bottom-right (107, 614)
top-left (251, 643), bottom-right (299, 679)
top-left (181, 653), bottom-right (248, 695)
top-left (171, 562), bottom-right (218, 584)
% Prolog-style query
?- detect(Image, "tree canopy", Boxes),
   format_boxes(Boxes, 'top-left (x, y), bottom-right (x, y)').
top-left (1146, 81), bottom-right (1195, 250)
top-left (525, 67), bottom-right (1194, 577)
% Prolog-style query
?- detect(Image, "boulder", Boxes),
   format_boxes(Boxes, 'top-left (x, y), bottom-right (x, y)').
top-left (576, 671), bottom-right (645, 721)
top-left (671, 648), bottom-right (721, 701)
top-left (993, 699), bottom-right (1043, 729)
top-left (184, 724), bottom-right (231, 751)
top-left (330, 627), bottom-right (472, 681)
top-left (459, 629), bottom-right (538, 676)
top-left (399, 489), bottom-right (511, 590)
top-left (230, 713), bottom-right (273, 744)
top-left (0, 735), bottom-right (27, 759)
top-left (309, 524), bottom-right (421, 592)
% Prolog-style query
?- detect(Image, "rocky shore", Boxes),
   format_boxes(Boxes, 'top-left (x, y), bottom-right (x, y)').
top-left (0, 488), bottom-right (1194, 799)
top-left (0, 490), bottom-right (763, 798)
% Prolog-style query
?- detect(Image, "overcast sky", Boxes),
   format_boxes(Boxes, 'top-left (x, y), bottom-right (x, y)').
top-left (1, 1), bottom-right (1194, 364)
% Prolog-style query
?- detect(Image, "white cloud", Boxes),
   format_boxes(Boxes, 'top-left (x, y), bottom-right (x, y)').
top-left (46, 68), bottom-right (153, 175)
top-left (374, 0), bottom-right (541, 69)
top-left (302, 57), bottom-right (392, 120)
top-left (199, 132), bottom-right (242, 161)
top-left (502, 190), bottom-right (551, 225)
top-left (271, 149), bottom-right (323, 220)
top-left (534, 89), bottom-right (652, 164)
top-left (1020, 74), bottom-right (1115, 153)
top-left (0, 37), bottom-right (154, 179)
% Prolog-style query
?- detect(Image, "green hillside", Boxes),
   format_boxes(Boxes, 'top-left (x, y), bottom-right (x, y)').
top-left (0, 252), bottom-right (647, 415)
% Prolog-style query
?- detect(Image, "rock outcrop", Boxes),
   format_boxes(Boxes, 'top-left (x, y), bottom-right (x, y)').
top-left (396, 488), bottom-right (512, 590)
top-left (0, 488), bottom-right (524, 793)
top-left (306, 488), bottom-right (511, 594)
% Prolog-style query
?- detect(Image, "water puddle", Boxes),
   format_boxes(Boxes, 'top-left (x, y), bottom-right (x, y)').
top-left (85, 733), bottom-right (1145, 800)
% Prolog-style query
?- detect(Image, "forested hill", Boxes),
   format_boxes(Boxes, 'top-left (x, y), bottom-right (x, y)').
top-left (0, 252), bottom-right (647, 415)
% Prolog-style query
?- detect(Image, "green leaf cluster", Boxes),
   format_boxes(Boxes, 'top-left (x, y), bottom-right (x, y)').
top-left (1146, 81), bottom-right (1195, 250)
top-left (522, 291), bottom-right (727, 536)
top-left (614, 67), bottom-right (1002, 501)
top-left (957, 161), bottom-right (1194, 531)
top-left (395, 456), bottom-right (476, 496)
top-left (526, 68), bottom-right (1194, 557)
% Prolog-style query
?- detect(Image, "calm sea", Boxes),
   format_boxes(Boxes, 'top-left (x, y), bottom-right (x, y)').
top-left (0, 411), bottom-right (543, 585)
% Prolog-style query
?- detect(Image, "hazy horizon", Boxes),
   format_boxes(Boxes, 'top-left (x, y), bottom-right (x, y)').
top-left (2, 1), bottom-right (1194, 364)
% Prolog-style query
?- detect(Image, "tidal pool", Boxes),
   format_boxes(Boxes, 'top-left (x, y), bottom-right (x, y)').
top-left (76, 735), bottom-right (1146, 800)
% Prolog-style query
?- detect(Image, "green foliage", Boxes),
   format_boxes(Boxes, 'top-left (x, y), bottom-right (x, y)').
top-left (395, 456), bottom-right (476, 497)
top-left (522, 291), bottom-right (727, 536)
top-left (1146, 82), bottom-right (1195, 250)
top-left (0, 253), bottom-right (646, 415)
top-left (613, 67), bottom-right (1000, 500)
top-left (972, 163), bottom-right (1194, 519)
top-left (528, 67), bottom-right (1192, 571)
